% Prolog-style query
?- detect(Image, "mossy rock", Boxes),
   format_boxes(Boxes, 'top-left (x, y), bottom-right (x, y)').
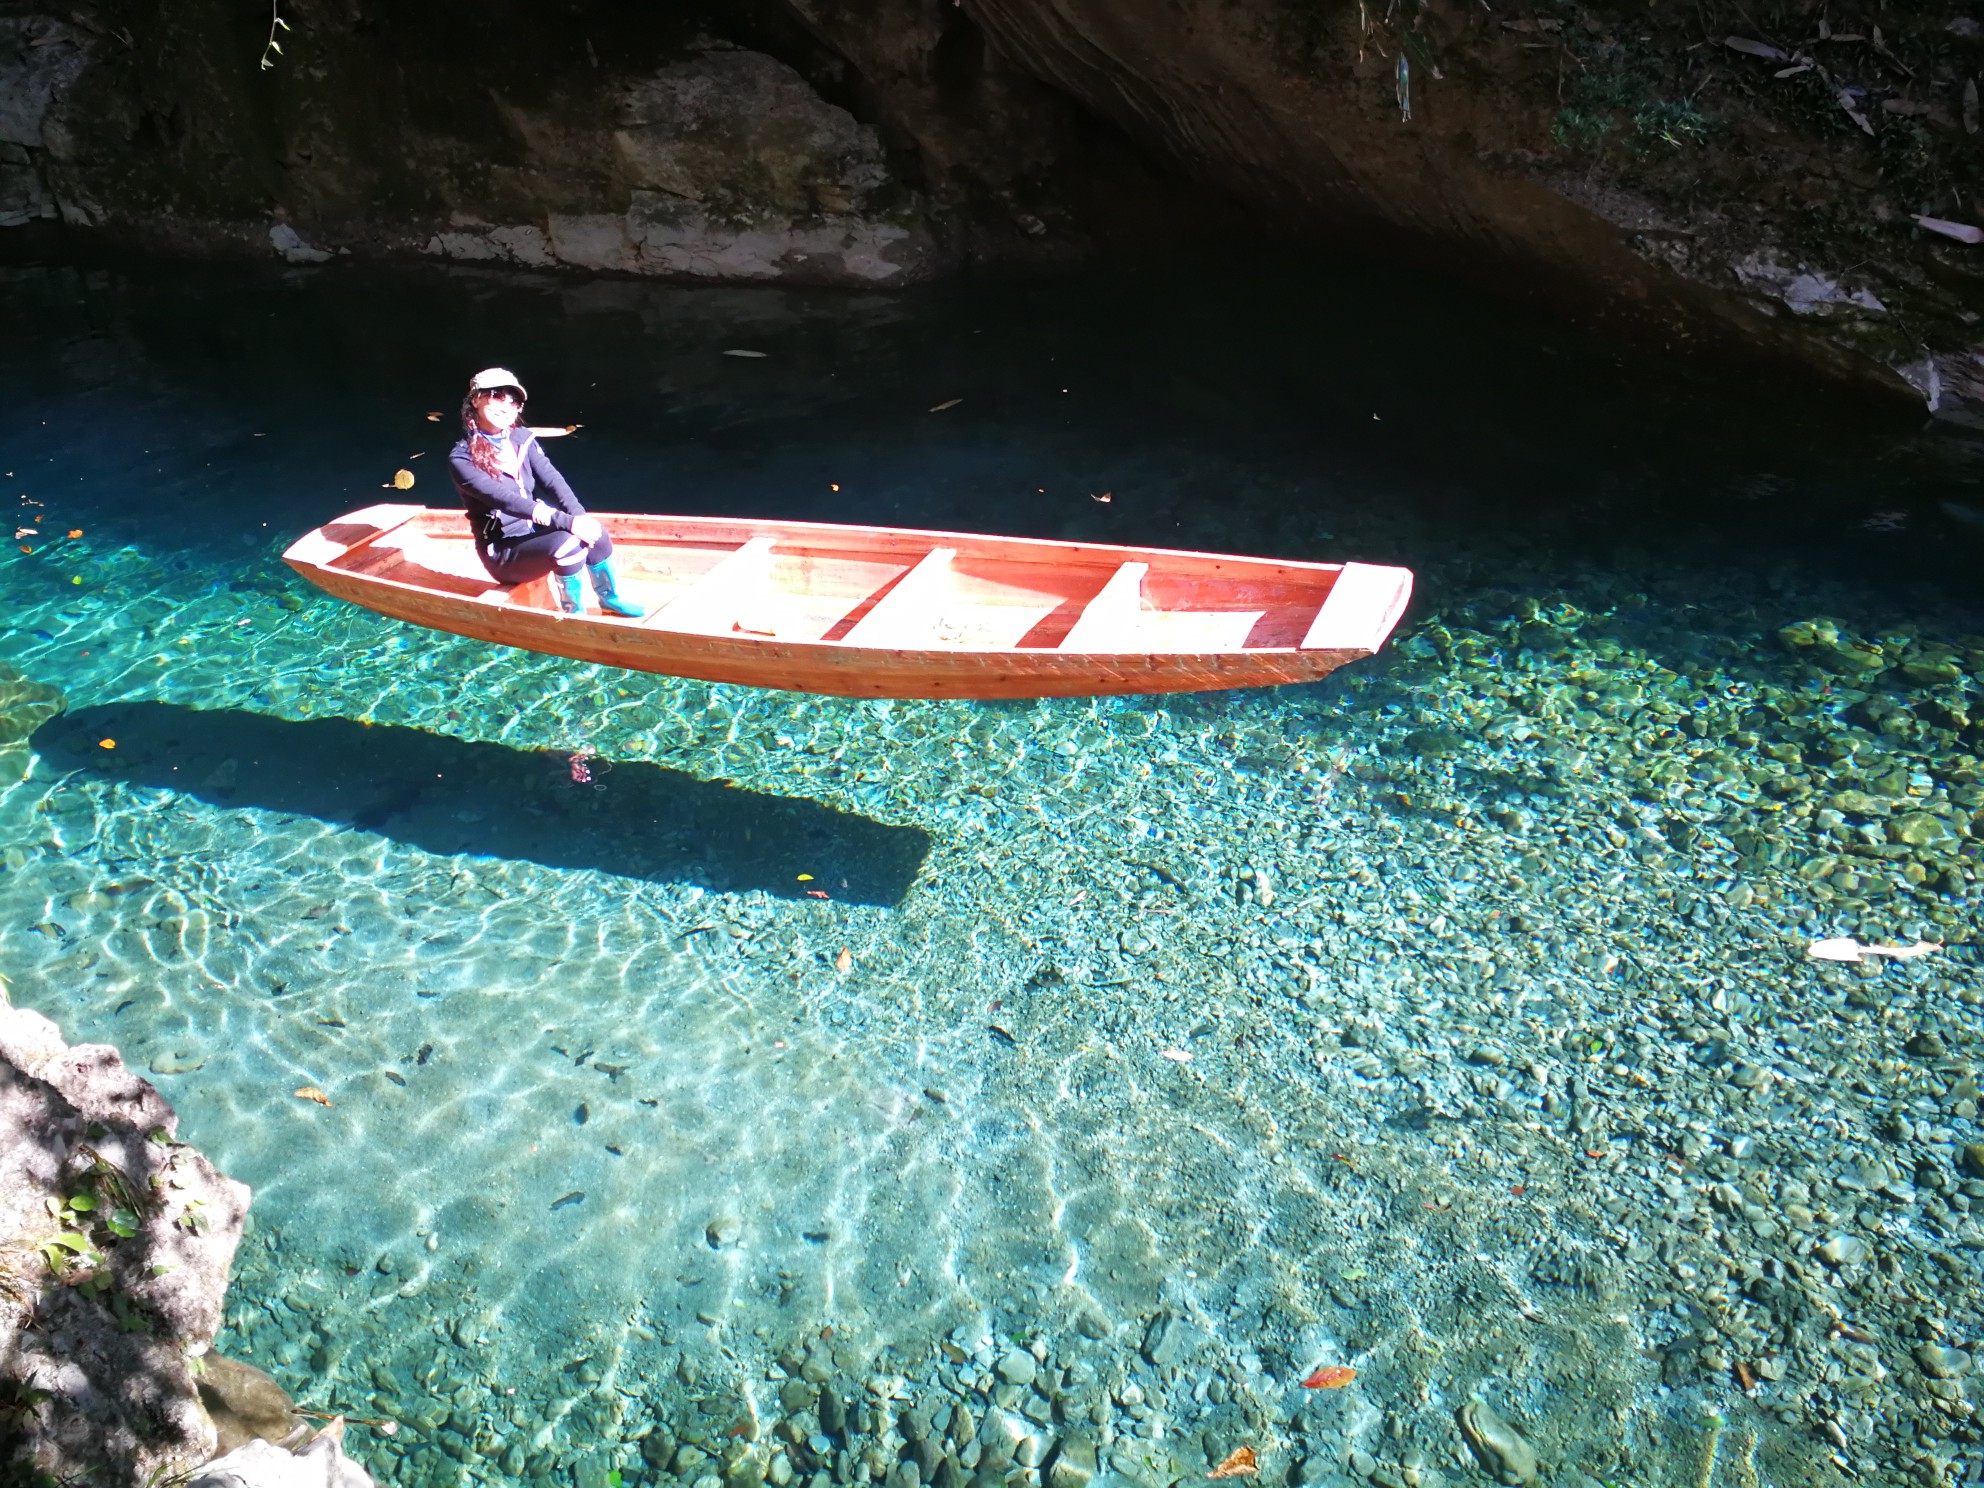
top-left (1891, 812), bottom-right (1960, 851)
top-left (1821, 642), bottom-right (1888, 676)
top-left (1829, 790), bottom-right (1888, 816)
top-left (1902, 657), bottom-right (1966, 687)
top-left (1400, 728), bottom-right (1467, 759)
top-left (1516, 620), bottom-right (1575, 655)
top-left (0, 663), bottom-right (64, 746)
top-left (1777, 618), bottom-right (1840, 650)
top-left (1777, 617), bottom-right (1887, 674)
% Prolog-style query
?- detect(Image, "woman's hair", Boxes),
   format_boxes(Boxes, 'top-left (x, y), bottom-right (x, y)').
top-left (462, 394), bottom-right (508, 476)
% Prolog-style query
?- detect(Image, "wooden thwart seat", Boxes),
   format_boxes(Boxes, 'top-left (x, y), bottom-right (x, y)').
top-left (842, 548), bottom-right (957, 647)
top-left (1060, 562), bottom-right (1149, 652)
top-left (1300, 562), bottom-right (1408, 651)
top-left (645, 536), bottom-right (777, 634)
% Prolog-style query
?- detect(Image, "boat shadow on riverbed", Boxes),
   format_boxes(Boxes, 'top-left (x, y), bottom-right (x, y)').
top-left (33, 703), bottom-right (929, 906)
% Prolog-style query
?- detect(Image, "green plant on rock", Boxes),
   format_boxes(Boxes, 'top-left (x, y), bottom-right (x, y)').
top-left (1631, 100), bottom-right (1712, 153)
top-left (34, 1146), bottom-right (160, 1332)
top-left (1551, 107), bottom-right (1609, 153)
top-left (0, 1378), bottom-right (52, 1427)
top-left (36, 1231), bottom-right (102, 1278)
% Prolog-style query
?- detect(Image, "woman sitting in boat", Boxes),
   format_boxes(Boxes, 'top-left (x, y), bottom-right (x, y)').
top-left (447, 367), bottom-right (643, 617)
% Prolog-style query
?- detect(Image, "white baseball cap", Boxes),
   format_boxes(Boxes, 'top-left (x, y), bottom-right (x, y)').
top-left (467, 367), bottom-right (528, 399)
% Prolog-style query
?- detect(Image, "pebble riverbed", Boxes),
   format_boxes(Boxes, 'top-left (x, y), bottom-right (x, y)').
top-left (0, 255), bottom-right (1981, 1488)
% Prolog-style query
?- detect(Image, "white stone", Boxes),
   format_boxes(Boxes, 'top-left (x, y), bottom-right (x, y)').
top-left (268, 223), bottom-right (334, 264)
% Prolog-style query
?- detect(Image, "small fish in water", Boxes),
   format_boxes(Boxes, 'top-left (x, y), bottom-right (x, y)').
top-left (593, 1062), bottom-right (627, 1080)
top-left (1301, 1366), bottom-right (1356, 1389)
top-left (550, 1191), bottom-right (585, 1211)
top-left (416, 1043), bottom-right (434, 1065)
top-left (383, 1070), bottom-right (407, 1087)
top-left (569, 748), bottom-right (594, 785)
top-left (1208, 1447), bottom-right (1257, 1480)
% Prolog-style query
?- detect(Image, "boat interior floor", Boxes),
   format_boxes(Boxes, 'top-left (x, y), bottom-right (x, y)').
top-left (333, 529), bottom-right (1338, 653)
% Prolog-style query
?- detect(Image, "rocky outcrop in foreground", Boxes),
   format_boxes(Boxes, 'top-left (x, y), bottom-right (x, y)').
top-left (0, 999), bottom-right (251, 1480)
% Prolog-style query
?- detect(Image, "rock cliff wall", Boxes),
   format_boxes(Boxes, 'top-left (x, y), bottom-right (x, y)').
top-left (4, 0), bottom-right (1982, 415)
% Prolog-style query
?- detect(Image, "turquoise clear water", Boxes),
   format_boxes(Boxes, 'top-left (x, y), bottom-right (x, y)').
top-left (3, 253), bottom-right (1983, 1488)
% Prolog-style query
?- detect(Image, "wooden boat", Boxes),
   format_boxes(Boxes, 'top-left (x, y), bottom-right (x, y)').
top-left (283, 504), bottom-right (1414, 700)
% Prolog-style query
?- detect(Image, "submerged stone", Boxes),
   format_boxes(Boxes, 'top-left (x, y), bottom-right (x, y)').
top-left (1890, 812), bottom-right (1958, 850)
top-left (1455, 1399), bottom-right (1537, 1485)
top-left (1915, 1344), bottom-right (1973, 1379)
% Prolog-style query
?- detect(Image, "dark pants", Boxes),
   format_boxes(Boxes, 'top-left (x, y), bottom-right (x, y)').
top-left (479, 530), bottom-right (614, 585)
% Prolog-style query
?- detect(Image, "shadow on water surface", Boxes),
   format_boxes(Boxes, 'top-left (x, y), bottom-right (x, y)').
top-left (33, 703), bottom-right (929, 905)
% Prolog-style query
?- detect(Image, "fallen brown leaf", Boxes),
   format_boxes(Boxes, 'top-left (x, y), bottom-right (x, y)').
top-left (294, 1086), bottom-right (333, 1107)
top-left (1208, 1448), bottom-right (1257, 1480)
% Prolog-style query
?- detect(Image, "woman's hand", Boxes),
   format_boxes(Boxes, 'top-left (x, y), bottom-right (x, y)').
top-left (571, 514), bottom-right (604, 544)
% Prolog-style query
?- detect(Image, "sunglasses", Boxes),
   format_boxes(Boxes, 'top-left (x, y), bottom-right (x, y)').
top-left (476, 389), bottom-right (524, 404)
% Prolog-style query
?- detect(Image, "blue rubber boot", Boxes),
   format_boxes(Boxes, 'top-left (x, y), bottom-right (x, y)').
top-left (588, 559), bottom-right (645, 618)
top-left (553, 571), bottom-right (585, 614)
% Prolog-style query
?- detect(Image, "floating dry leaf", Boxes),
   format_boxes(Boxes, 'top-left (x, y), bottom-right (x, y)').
top-left (929, 398), bottom-right (962, 412)
top-left (97, 739), bottom-right (115, 750)
top-left (294, 1086), bottom-right (333, 1107)
top-left (390, 469), bottom-right (416, 490)
top-left (724, 349), bottom-right (769, 358)
top-left (1159, 1048), bottom-right (1193, 1064)
top-left (1301, 1366), bottom-right (1357, 1389)
top-left (1724, 35), bottom-right (1786, 60)
top-left (835, 948), bottom-right (853, 973)
top-left (1208, 1448), bottom-right (1257, 1480)
top-left (529, 424), bottom-right (581, 437)
top-left (1837, 89), bottom-right (1875, 135)
top-left (66, 529), bottom-right (81, 539)
top-left (1091, 492), bottom-right (1113, 503)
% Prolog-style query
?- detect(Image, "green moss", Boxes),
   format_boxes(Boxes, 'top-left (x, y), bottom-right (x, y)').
top-left (1552, 108), bottom-right (1614, 154)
